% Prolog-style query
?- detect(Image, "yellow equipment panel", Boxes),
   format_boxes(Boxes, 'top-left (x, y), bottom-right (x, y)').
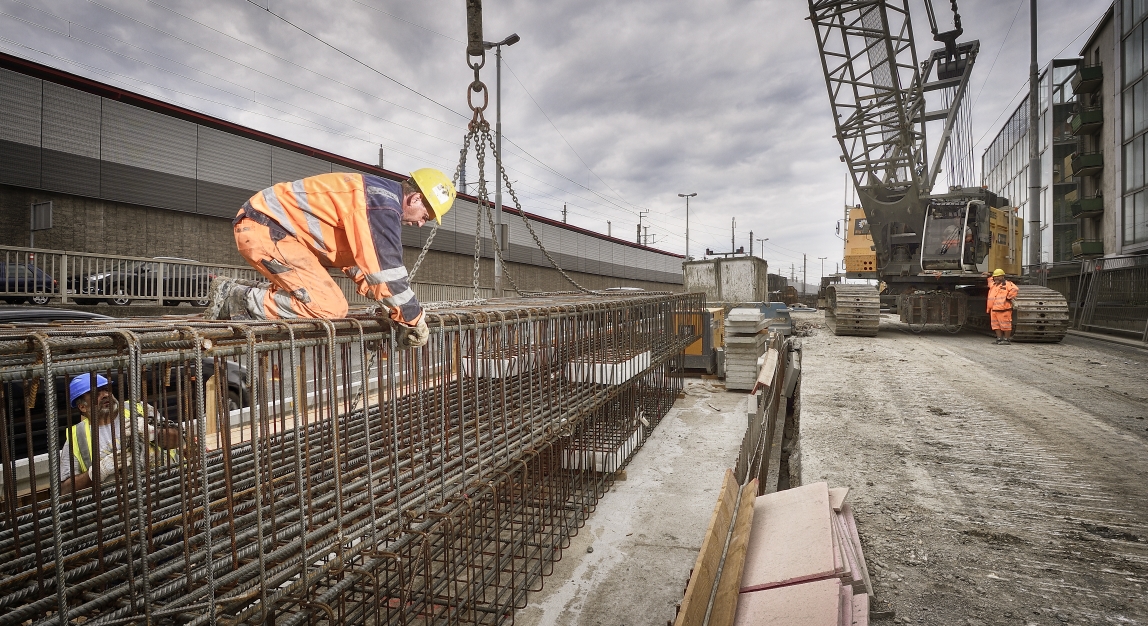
top-left (844, 206), bottom-right (877, 275)
top-left (986, 206), bottom-right (1022, 275)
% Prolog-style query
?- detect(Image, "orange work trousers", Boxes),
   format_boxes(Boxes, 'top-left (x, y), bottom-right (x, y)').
top-left (233, 217), bottom-right (348, 319)
top-left (989, 309), bottom-right (1012, 331)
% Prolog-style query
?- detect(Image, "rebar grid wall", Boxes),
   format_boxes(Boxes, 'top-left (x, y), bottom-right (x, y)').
top-left (0, 293), bottom-right (702, 625)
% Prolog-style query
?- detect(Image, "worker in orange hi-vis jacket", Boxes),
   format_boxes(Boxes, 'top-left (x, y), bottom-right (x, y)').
top-left (984, 268), bottom-right (1019, 345)
top-left (204, 169), bottom-right (456, 349)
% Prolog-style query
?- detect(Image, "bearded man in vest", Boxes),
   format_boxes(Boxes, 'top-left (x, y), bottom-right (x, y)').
top-left (59, 374), bottom-right (181, 494)
top-left (203, 169), bottom-right (456, 350)
top-left (984, 268), bottom-right (1019, 345)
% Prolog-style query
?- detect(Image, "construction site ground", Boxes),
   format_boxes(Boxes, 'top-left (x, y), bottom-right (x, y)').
top-left (795, 310), bottom-right (1148, 625)
top-left (519, 310), bottom-right (1147, 626)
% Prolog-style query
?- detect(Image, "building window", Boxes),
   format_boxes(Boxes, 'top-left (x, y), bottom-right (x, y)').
top-left (1123, 3), bottom-right (1148, 245)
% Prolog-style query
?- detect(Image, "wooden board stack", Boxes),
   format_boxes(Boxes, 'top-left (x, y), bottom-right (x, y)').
top-left (735, 482), bottom-right (872, 625)
top-left (724, 308), bottom-right (768, 391)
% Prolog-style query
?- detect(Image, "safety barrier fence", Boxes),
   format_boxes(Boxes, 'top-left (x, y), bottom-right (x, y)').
top-left (0, 245), bottom-right (491, 308)
top-left (0, 292), bottom-right (701, 625)
top-left (734, 333), bottom-right (802, 495)
top-left (1073, 255), bottom-right (1148, 341)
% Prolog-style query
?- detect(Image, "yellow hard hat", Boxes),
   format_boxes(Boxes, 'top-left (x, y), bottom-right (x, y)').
top-left (992, 268), bottom-right (1006, 277)
top-left (410, 168), bottom-right (455, 224)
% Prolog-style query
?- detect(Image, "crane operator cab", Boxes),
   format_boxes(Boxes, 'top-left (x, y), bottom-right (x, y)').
top-left (919, 199), bottom-right (991, 273)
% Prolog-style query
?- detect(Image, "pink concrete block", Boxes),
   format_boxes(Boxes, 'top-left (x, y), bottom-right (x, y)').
top-left (829, 486), bottom-right (849, 512)
top-left (838, 580), bottom-right (852, 626)
top-left (851, 592), bottom-right (870, 626)
top-left (841, 503), bottom-right (874, 597)
top-left (734, 578), bottom-right (844, 626)
top-left (833, 512), bottom-right (865, 590)
top-left (740, 482), bottom-right (836, 592)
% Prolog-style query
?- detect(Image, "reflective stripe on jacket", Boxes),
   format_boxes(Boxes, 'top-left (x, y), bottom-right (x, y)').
top-left (238, 172), bottom-right (423, 325)
top-left (986, 277), bottom-right (1019, 312)
top-left (67, 403), bottom-right (177, 473)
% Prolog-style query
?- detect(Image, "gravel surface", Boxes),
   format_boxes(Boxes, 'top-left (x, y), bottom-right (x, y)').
top-left (795, 310), bottom-right (1148, 625)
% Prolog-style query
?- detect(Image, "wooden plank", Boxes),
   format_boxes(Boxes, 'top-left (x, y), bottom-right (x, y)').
top-left (828, 486), bottom-right (849, 512)
top-left (841, 503), bottom-right (875, 598)
top-left (740, 482), bottom-right (836, 592)
top-left (733, 579), bottom-right (843, 626)
top-left (675, 470), bottom-right (739, 626)
top-left (708, 478), bottom-right (759, 626)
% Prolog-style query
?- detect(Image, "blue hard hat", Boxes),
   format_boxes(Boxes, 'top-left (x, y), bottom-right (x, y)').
top-left (69, 374), bottom-right (109, 407)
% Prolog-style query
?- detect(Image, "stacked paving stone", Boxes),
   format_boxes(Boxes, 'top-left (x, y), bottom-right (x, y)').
top-left (736, 482), bottom-right (874, 625)
top-left (724, 307), bottom-right (768, 391)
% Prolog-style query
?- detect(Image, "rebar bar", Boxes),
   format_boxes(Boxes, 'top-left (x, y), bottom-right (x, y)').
top-left (0, 293), bottom-right (702, 625)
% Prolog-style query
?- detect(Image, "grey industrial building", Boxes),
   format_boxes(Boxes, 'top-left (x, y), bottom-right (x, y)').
top-left (0, 52), bottom-right (683, 295)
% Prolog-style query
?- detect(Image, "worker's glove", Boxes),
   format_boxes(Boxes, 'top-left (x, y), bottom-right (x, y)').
top-left (397, 318), bottom-right (430, 349)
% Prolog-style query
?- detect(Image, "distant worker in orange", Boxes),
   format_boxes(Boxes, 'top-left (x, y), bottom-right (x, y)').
top-left (984, 268), bottom-right (1019, 345)
top-left (204, 169), bottom-right (456, 349)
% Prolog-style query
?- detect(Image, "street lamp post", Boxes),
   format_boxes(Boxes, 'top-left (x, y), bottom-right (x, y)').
top-left (678, 193), bottom-right (696, 260)
top-left (484, 33), bottom-right (520, 297)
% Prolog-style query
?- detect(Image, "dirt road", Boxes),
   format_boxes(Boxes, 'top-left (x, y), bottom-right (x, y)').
top-left (795, 311), bottom-right (1148, 625)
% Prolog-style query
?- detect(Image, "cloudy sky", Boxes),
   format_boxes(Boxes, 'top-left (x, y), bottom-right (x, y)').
top-left (0, 0), bottom-right (1112, 282)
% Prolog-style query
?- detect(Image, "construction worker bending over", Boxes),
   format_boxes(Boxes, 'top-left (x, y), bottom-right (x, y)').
top-left (985, 268), bottom-right (1019, 345)
top-left (59, 374), bottom-right (181, 494)
top-left (205, 169), bottom-right (456, 349)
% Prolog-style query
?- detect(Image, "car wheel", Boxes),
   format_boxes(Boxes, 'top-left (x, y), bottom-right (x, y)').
top-left (228, 390), bottom-right (243, 412)
top-left (192, 298), bottom-right (210, 307)
top-left (163, 300), bottom-right (181, 307)
top-left (31, 295), bottom-right (50, 305)
top-left (108, 288), bottom-right (132, 306)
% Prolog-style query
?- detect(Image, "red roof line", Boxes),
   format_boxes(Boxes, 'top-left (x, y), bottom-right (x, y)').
top-left (0, 51), bottom-right (681, 259)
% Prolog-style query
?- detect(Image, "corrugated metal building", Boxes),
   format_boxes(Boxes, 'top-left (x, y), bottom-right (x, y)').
top-left (0, 52), bottom-right (683, 291)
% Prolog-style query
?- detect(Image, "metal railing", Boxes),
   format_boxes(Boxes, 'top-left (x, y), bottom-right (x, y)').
top-left (1074, 255), bottom-right (1148, 341)
top-left (0, 245), bottom-right (491, 307)
top-left (0, 292), bottom-right (702, 625)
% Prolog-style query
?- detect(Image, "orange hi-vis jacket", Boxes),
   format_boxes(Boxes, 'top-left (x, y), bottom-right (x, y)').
top-left (237, 173), bottom-right (422, 325)
top-left (986, 277), bottom-right (1019, 313)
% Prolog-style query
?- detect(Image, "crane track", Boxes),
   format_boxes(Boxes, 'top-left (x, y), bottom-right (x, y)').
top-left (825, 284), bottom-right (880, 337)
top-left (967, 285), bottom-right (1071, 343)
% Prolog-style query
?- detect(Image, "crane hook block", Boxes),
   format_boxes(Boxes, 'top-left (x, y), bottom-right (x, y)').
top-left (466, 0), bottom-right (485, 58)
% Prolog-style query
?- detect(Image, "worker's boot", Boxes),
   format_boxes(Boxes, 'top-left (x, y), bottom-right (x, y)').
top-left (204, 278), bottom-right (257, 320)
top-left (203, 277), bottom-right (234, 320)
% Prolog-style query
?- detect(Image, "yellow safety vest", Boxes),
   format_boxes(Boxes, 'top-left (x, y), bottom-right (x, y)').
top-left (67, 403), bottom-right (178, 474)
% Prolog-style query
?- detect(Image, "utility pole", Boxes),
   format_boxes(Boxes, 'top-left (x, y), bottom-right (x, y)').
top-left (818, 256), bottom-right (827, 282)
top-left (749, 230), bottom-right (753, 256)
top-left (1027, 0), bottom-right (1041, 270)
top-left (378, 145), bottom-right (384, 169)
top-left (802, 254), bottom-right (807, 297)
top-left (483, 32), bottom-right (521, 298)
top-left (607, 221), bottom-right (611, 237)
top-left (791, 264), bottom-right (795, 282)
top-left (562, 203), bottom-right (567, 223)
top-left (678, 193), bottom-right (696, 260)
top-left (643, 226), bottom-right (650, 246)
top-left (637, 209), bottom-right (649, 245)
top-left (731, 217), bottom-right (736, 254)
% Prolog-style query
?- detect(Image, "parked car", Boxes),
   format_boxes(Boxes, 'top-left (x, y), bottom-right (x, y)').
top-left (70, 257), bottom-right (216, 306)
top-left (0, 308), bottom-right (249, 461)
top-left (0, 262), bottom-right (56, 305)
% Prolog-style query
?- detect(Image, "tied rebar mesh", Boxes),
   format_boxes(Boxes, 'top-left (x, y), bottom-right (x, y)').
top-left (0, 292), bottom-right (702, 625)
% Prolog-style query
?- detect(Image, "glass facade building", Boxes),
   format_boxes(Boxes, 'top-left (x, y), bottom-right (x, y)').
top-left (981, 62), bottom-right (1081, 263)
top-left (1122, 0), bottom-right (1148, 251)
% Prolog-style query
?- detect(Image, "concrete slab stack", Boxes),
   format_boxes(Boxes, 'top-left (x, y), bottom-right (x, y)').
top-left (735, 482), bottom-right (873, 625)
top-left (724, 308), bottom-right (768, 391)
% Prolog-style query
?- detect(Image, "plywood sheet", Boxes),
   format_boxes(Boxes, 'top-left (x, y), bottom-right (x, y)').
top-left (733, 578), bottom-right (843, 626)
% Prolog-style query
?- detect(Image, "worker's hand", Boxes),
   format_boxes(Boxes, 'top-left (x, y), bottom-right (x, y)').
top-left (398, 318), bottom-right (429, 349)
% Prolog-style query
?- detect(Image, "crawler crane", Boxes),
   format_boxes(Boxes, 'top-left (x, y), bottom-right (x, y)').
top-left (808, 0), bottom-right (1069, 340)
